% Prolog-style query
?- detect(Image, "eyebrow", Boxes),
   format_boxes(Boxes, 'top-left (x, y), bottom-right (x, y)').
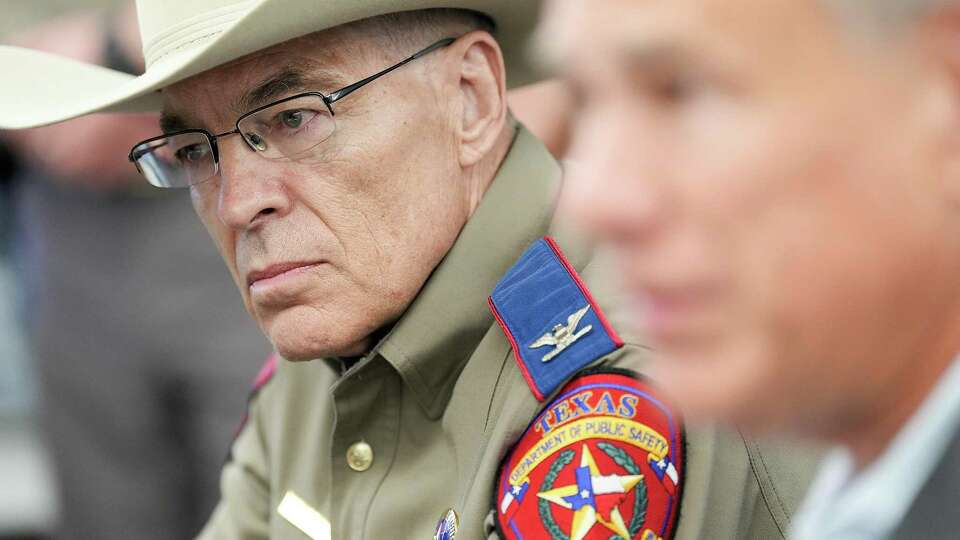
top-left (159, 111), bottom-right (189, 134)
top-left (237, 65), bottom-right (346, 112)
top-left (615, 42), bottom-right (695, 74)
top-left (158, 64), bottom-right (347, 134)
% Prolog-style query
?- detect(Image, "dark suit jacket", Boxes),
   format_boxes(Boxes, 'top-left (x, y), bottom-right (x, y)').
top-left (890, 426), bottom-right (960, 539)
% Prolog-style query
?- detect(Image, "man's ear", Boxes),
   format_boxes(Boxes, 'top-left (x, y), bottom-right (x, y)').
top-left (449, 30), bottom-right (508, 168)
top-left (921, 7), bottom-right (960, 206)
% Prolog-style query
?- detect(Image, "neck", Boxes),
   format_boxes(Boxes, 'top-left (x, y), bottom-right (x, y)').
top-left (840, 315), bottom-right (960, 469)
top-left (845, 355), bottom-right (953, 469)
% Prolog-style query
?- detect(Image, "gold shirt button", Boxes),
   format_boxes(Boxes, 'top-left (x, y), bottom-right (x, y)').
top-left (346, 441), bottom-right (374, 472)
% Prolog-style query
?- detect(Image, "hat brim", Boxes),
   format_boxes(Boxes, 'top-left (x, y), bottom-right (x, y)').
top-left (0, 0), bottom-right (542, 129)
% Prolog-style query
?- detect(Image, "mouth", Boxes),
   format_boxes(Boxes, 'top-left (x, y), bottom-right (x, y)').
top-left (629, 283), bottom-right (719, 340)
top-left (246, 261), bottom-right (325, 289)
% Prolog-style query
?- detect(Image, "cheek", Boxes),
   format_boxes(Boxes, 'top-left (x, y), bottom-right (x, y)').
top-left (686, 107), bottom-right (933, 422)
top-left (644, 110), bottom-right (845, 417)
top-left (299, 129), bottom-right (458, 289)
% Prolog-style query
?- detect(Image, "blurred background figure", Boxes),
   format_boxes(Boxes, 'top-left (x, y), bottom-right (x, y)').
top-left (0, 131), bottom-right (57, 540)
top-left (0, 2), bottom-right (270, 539)
top-left (539, 0), bottom-right (960, 538)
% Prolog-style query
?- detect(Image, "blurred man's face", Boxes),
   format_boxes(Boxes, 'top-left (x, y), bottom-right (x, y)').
top-left (542, 0), bottom-right (960, 435)
top-left (163, 29), bottom-right (468, 360)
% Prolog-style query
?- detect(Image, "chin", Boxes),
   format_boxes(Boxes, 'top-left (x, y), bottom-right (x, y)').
top-left (650, 336), bottom-right (780, 428)
top-left (260, 306), bottom-right (375, 361)
top-left (272, 341), bottom-right (326, 362)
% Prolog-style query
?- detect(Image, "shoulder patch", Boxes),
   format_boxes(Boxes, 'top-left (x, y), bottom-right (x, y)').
top-left (494, 370), bottom-right (684, 540)
top-left (489, 236), bottom-right (624, 400)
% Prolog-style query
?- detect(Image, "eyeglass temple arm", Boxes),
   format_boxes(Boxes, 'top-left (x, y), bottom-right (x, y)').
top-left (325, 37), bottom-right (457, 104)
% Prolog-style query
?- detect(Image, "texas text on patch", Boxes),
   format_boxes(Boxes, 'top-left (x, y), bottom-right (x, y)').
top-left (489, 236), bottom-right (624, 400)
top-left (494, 371), bottom-right (685, 540)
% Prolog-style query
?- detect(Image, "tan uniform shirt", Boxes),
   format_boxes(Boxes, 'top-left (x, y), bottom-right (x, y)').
top-left (199, 126), bottom-right (819, 540)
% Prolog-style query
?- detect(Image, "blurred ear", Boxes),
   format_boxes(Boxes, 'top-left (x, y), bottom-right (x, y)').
top-left (449, 31), bottom-right (508, 168)
top-left (921, 7), bottom-right (960, 206)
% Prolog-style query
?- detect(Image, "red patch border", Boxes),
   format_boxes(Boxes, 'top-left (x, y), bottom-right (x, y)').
top-left (228, 352), bottom-right (280, 458)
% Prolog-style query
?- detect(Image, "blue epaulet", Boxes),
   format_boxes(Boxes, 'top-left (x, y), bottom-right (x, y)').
top-left (488, 237), bottom-right (624, 400)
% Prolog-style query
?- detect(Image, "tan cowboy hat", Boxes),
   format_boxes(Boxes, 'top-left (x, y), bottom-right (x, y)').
top-left (0, 0), bottom-right (542, 129)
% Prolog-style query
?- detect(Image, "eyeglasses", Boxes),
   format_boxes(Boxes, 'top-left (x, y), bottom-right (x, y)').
top-left (129, 37), bottom-right (456, 189)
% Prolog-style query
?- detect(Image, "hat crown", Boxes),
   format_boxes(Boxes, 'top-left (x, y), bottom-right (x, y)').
top-left (136, 0), bottom-right (257, 69)
top-left (0, 0), bottom-right (541, 130)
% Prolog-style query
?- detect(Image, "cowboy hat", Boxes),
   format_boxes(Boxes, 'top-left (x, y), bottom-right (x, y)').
top-left (0, 0), bottom-right (542, 129)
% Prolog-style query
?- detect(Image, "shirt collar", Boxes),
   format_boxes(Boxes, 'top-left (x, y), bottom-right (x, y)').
top-left (791, 355), bottom-right (960, 540)
top-left (372, 125), bottom-right (561, 419)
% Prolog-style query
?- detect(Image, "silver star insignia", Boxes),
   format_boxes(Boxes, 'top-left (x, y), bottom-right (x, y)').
top-left (529, 305), bottom-right (593, 363)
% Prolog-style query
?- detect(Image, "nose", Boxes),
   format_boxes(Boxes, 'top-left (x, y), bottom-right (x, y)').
top-left (214, 135), bottom-right (292, 230)
top-left (560, 113), bottom-right (669, 246)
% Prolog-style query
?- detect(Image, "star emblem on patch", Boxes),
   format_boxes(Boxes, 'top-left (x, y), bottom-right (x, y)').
top-left (537, 444), bottom-right (644, 539)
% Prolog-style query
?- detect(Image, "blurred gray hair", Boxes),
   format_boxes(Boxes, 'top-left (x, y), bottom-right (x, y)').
top-left (827, 0), bottom-right (953, 30)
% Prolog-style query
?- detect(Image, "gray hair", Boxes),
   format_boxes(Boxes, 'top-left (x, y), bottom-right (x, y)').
top-left (826, 0), bottom-right (952, 31)
top-left (340, 9), bottom-right (496, 58)
top-left (365, 9), bottom-right (496, 48)
top-left (307, 9), bottom-right (496, 68)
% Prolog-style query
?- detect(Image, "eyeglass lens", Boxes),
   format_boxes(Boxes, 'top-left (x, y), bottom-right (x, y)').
top-left (131, 94), bottom-right (335, 188)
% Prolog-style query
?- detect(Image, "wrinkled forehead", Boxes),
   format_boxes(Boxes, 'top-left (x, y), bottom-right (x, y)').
top-left (160, 26), bottom-right (379, 132)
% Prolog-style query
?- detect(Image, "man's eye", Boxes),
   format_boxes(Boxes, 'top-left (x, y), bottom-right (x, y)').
top-left (629, 68), bottom-right (704, 107)
top-left (276, 109), bottom-right (317, 130)
top-left (650, 76), bottom-right (695, 104)
top-left (175, 143), bottom-right (208, 163)
top-left (280, 110), bottom-right (302, 128)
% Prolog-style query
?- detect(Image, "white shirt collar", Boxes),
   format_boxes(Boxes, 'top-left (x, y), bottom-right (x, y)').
top-left (791, 356), bottom-right (960, 540)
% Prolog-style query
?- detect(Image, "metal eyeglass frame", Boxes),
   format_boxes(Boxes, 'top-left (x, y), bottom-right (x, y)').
top-left (128, 37), bottom-right (457, 180)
